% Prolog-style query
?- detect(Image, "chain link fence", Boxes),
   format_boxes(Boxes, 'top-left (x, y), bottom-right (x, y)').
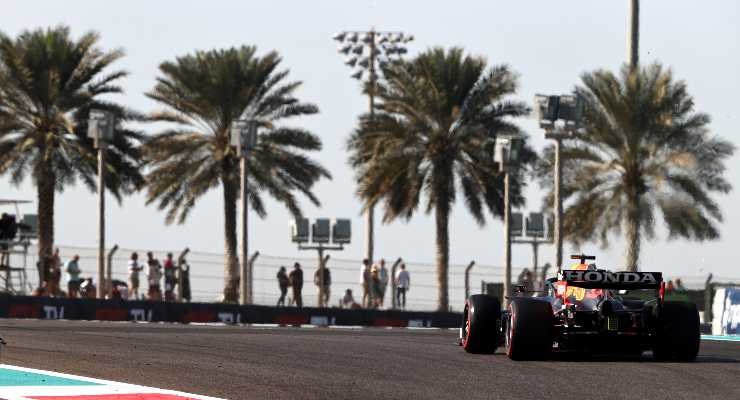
top-left (5, 244), bottom-right (735, 312)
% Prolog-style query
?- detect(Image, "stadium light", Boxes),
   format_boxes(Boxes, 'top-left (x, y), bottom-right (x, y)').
top-left (534, 93), bottom-right (585, 269)
top-left (88, 109), bottom-right (116, 300)
top-left (333, 28), bottom-right (414, 265)
top-left (230, 119), bottom-right (259, 305)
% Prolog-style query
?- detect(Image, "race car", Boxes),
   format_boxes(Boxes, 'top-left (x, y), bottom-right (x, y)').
top-left (459, 254), bottom-right (700, 361)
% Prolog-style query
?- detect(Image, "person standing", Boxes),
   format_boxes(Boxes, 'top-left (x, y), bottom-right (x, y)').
top-left (289, 262), bottom-right (303, 308)
top-left (276, 266), bottom-right (290, 307)
top-left (163, 252), bottom-right (176, 301)
top-left (64, 255), bottom-right (81, 298)
top-left (146, 252), bottom-right (163, 301)
top-left (180, 256), bottom-right (191, 302)
top-left (395, 263), bottom-right (410, 309)
top-left (378, 259), bottom-right (389, 308)
top-left (370, 265), bottom-right (382, 309)
top-left (48, 248), bottom-right (62, 296)
top-left (128, 252), bottom-right (143, 300)
top-left (360, 258), bottom-right (371, 308)
top-left (314, 265), bottom-right (331, 307)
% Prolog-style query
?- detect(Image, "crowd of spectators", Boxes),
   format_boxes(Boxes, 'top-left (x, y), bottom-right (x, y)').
top-left (29, 248), bottom-right (191, 302)
top-left (275, 258), bottom-right (411, 309)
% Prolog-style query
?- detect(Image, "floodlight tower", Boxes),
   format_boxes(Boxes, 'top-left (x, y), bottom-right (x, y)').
top-left (494, 135), bottom-right (524, 307)
top-left (534, 94), bottom-right (584, 269)
top-left (333, 29), bottom-right (413, 265)
top-left (293, 218), bottom-right (351, 307)
top-left (231, 120), bottom-right (259, 305)
top-left (87, 110), bottom-right (115, 299)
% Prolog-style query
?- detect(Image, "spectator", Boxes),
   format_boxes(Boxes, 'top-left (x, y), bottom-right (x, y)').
top-left (48, 249), bottom-right (62, 297)
top-left (0, 213), bottom-right (16, 267)
top-left (128, 252), bottom-right (143, 300)
top-left (370, 265), bottom-right (383, 309)
top-left (378, 259), bottom-right (389, 308)
top-left (64, 254), bottom-right (81, 298)
top-left (163, 252), bottom-right (176, 302)
top-left (146, 252), bottom-right (163, 301)
top-left (395, 263), bottom-right (410, 309)
top-left (314, 265), bottom-right (331, 307)
top-left (341, 289), bottom-right (360, 309)
top-left (360, 258), bottom-right (371, 308)
top-left (665, 280), bottom-right (675, 293)
top-left (180, 256), bottom-right (191, 302)
top-left (111, 279), bottom-right (129, 300)
top-left (276, 266), bottom-right (289, 307)
top-left (674, 278), bottom-right (686, 291)
top-left (79, 277), bottom-right (96, 299)
top-left (289, 262), bottom-right (303, 308)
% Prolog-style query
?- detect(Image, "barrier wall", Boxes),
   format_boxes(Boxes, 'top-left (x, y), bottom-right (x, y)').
top-left (0, 294), bottom-right (462, 328)
top-left (711, 286), bottom-right (740, 335)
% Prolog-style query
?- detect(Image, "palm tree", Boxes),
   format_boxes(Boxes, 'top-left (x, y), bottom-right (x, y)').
top-left (0, 26), bottom-right (144, 284)
top-left (144, 46), bottom-right (330, 302)
top-left (535, 64), bottom-right (734, 270)
top-left (348, 47), bottom-right (533, 311)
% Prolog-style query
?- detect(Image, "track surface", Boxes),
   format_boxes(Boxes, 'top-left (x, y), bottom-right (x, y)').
top-left (0, 320), bottom-right (738, 400)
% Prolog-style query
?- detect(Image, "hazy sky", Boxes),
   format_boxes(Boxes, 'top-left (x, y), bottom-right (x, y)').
top-left (1, 0), bottom-right (738, 281)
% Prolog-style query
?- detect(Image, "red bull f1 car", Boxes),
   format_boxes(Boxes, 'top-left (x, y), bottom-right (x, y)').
top-left (460, 254), bottom-right (700, 361)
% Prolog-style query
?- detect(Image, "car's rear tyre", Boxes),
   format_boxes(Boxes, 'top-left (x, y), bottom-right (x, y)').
top-left (653, 301), bottom-right (700, 362)
top-left (461, 294), bottom-right (501, 354)
top-left (505, 298), bottom-right (553, 360)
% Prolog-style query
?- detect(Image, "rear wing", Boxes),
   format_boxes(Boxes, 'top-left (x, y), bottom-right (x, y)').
top-left (557, 270), bottom-right (663, 289)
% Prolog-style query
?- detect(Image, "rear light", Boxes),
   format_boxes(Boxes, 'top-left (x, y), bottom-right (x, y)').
top-left (659, 281), bottom-right (665, 303)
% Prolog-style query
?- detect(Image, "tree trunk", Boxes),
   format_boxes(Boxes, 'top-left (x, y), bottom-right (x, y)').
top-left (435, 202), bottom-right (450, 312)
top-left (625, 193), bottom-right (641, 272)
top-left (222, 178), bottom-right (239, 302)
top-left (36, 162), bottom-right (55, 287)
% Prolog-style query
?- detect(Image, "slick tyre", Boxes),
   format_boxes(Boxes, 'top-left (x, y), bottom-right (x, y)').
top-left (505, 298), bottom-right (553, 361)
top-left (461, 295), bottom-right (501, 354)
top-left (653, 301), bottom-right (700, 362)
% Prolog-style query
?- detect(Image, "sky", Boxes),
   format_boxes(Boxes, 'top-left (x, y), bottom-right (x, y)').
top-left (1, 0), bottom-right (739, 282)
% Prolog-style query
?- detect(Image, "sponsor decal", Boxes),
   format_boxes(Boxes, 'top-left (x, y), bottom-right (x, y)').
top-left (559, 270), bottom-right (661, 285)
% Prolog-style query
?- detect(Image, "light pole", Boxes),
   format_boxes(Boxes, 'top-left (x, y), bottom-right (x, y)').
top-left (292, 218), bottom-right (350, 307)
top-left (628, 0), bottom-right (639, 68)
top-left (87, 110), bottom-right (115, 299)
top-left (534, 94), bottom-right (584, 269)
top-left (511, 212), bottom-right (553, 287)
top-left (333, 29), bottom-right (413, 265)
top-left (231, 120), bottom-right (258, 305)
top-left (494, 135), bottom-right (523, 308)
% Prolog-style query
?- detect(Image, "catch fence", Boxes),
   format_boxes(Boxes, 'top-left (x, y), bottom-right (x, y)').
top-left (5, 244), bottom-right (734, 312)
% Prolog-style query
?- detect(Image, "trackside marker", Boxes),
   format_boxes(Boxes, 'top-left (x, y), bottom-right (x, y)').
top-left (0, 365), bottom-right (224, 400)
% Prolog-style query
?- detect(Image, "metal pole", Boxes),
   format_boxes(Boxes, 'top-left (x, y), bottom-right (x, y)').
top-left (503, 172), bottom-right (512, 308)
top-left (239, 155), bottom-right (250, 305)
top-left (628, 0), bottom-right (639, 69)
top-left (553, 137), bottom-right (563, 269)
top-left (96, 146), bottom-right (105, 299)
top-left (464, 261), bottom-right (475, 300)
top-left (390, 257), bottom-right (401, 309)
top-left (106, 244), bottom-right (118, 298)
top-left (317, 246), bottom-right (325, 307)
top-left (532, 240), bottom-right (539, 284)
top-left (364, 29), bottom-right (377, 265)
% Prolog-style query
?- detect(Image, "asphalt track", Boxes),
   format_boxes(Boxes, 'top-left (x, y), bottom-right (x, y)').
top-left (0, 320), bottom-right (738, 400)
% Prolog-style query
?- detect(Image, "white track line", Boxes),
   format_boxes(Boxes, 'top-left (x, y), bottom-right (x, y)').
top-left (0, 364), bottom-right (225, 400)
